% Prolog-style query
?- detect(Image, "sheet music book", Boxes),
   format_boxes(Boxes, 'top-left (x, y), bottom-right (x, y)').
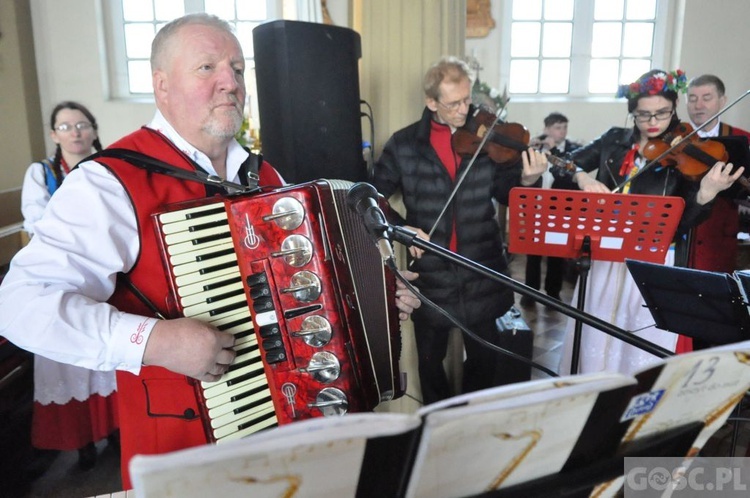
top-left (129, 341), bottom-right (750, 498)
top-left (404, 375), bottom-right (635, 498)
top-left (130, 412), bottom-right (422, 498)
top-left (591, 340), bottom-right (750, 498)
top-left (130, 373), bottom-right (634, 498)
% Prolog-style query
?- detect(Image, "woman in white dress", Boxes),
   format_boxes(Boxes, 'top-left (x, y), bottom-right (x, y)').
top-left (557, 70), bottom-right (743, 376)
top-left (21, 101), bottom-right (119, 470)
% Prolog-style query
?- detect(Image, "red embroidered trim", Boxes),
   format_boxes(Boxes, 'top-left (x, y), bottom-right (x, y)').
top-left (619, 144), bottom-right (640, 177)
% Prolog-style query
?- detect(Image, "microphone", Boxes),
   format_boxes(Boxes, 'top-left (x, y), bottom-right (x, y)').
top-left (346, 182), bottom-right (395, 263)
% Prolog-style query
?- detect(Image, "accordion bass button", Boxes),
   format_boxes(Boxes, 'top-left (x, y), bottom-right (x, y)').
top-left (271, 234), bottom-right (313, 267)
top-left (301, 351), bottom-right (340, 383)
top-left (263, 197), bottom-right (305, 230)
top-left (291, 315), bottom-right (332, 347)
top-left (280, 271), bottom-right (322, 302)
top-left (308, 387), bottom-right (348, 416)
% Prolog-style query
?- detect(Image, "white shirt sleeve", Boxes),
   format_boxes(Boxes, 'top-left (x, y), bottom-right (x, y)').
top-left (20, 162), bottom-right (51, 235)
top-left (0, 161), bottom-right (155, 373)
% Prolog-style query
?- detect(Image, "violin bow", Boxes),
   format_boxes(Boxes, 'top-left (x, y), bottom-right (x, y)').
top-left (612, 88), bottom-right (750, 193)
top-left (426, 102), bottom-right (509, 238)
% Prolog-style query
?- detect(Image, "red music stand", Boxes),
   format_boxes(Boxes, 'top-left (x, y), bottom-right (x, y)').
top-left (507, 187), bottom-right (685, 374)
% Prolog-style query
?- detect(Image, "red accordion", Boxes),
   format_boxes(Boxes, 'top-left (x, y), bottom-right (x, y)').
top-left (154, 179), bottom-right (404, 443)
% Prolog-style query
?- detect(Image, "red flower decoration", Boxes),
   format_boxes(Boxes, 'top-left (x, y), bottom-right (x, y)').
top-left (616, 70), bottom-right (687, 99)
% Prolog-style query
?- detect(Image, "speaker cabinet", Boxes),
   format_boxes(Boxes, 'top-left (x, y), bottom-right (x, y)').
top-left (253, 20), bottom-right (366, 184)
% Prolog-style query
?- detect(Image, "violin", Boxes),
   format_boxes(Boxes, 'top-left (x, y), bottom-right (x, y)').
top-left (451, 108), bottom-right (530, 164)
top-left (641, 122), bottom-right (750, 192)
top-left (641, 122), bottom-right (728, 179)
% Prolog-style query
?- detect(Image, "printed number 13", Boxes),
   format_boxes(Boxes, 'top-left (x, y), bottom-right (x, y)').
top-left (681, 356), bottom-right (719, 388)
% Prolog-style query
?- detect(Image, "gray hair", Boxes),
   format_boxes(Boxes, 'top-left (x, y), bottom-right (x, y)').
top-left (423, 56), bottom-right (474, 101)
top-left (688, 74), bottom-right (726, 97)
top-left (150, 13), bottom-right (236, 71)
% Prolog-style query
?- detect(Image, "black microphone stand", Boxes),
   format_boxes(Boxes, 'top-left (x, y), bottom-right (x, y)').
top-left (387, 224), bottom-right (672, 360)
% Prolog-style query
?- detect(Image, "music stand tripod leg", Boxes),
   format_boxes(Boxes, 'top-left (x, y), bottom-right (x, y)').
top-left (729, 396), bottom-right (745, 457)
top-left (570, 236), bottom-right (592, 375)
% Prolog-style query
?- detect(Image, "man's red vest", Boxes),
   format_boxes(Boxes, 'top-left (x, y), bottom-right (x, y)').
top-left (688, 123), bottom-right (750, 273)
top-left (97, 127), bottom-right (278, 489)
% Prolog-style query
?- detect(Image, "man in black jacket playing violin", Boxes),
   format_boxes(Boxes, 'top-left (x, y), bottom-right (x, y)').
top-left (371, 56), bottom-right (547, 404)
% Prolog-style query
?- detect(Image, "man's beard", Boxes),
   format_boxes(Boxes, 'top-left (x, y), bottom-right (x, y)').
top-left (203, 106), bottom-right (243, 138)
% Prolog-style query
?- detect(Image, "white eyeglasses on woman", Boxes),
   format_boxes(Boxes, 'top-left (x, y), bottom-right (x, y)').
top-left (55, 122), bottom-right (94, 133)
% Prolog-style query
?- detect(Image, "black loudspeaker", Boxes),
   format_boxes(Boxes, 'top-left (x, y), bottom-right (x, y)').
top-left (253, 20), bottom-right (366, 184)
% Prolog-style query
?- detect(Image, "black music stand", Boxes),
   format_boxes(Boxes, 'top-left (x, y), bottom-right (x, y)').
top-left (626, 260), bottom-right (750, 456)
top-left (625, 260), bottom-right (750, 346)
top-left (508, 187), bottom-right (685, 374)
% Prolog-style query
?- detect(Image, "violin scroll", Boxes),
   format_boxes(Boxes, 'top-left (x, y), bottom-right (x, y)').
top-left (546, 154), bottom-right (578, 176)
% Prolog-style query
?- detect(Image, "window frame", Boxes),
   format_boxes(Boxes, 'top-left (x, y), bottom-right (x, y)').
top-left (99, 0), bottom-right (298, 102)
top-left (499, 0), bottom-right (671, 102)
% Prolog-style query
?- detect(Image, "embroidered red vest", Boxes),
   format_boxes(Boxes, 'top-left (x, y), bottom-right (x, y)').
top-left (688, 123), bottom-right (750, 274)
top-left (98, 127), bottom-right (274, 489)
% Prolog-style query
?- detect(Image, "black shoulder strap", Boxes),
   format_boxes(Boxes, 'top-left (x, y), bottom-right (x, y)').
top-left (238, 148), bottom-right (262, 188)
top-left (89, 149), bottom-right (257, 195)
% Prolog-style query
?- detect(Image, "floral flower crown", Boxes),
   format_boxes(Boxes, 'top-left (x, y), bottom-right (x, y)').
top-left (616, 69), bottom-right (688, 99)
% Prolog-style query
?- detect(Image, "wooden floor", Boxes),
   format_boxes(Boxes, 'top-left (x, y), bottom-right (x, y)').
top-left (16, 253), bottom-right (748, 497)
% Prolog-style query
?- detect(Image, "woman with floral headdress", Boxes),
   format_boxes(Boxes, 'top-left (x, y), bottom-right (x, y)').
top-left (557, 70), bottom-right (743, 376)
top-left (21, 101), bottom-right (119, 472)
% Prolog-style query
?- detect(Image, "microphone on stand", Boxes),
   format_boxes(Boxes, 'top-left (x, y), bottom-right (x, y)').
top-left (346, 182), bottom-right (395, 264)
top-left (346, 183), bottom-right (561, 378)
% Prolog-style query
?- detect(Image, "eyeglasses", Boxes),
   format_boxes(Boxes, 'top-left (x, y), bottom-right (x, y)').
top-left (632, 109), bottom-right (674, 123)
top-left (436, 97), bottom-right (472, 111)
top-left (55, 122), bottom-right (93, 133)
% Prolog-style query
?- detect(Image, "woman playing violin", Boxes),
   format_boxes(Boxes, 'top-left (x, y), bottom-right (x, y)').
top-left (558, 69), bottom-right (743, 377)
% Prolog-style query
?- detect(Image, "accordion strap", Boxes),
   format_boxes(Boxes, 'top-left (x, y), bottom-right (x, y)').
top-left (92, 148), bottom-right (257, 194)
top-left (117, 273), bottom-right (167, 320)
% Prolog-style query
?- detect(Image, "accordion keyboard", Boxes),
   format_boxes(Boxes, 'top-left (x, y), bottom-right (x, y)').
top-left (158, 203), bottom-right (278, 442)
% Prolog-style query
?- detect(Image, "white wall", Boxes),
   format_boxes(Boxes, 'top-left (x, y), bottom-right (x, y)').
top-left (30, 0), bottom-right (156, 153)
top-left (675, 0), bottom-right (750, 131)
top-left (324, 0), bottom-right (349, 26)
top-left (0, 0), bottom-right (44, 190)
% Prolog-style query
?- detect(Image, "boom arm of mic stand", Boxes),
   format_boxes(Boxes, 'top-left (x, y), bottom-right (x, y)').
top-left (388, 225), bottom-right (672, 360)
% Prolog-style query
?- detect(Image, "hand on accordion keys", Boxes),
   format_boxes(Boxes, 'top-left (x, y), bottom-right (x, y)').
top-left (142, 317), bottom-right (236, 382)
